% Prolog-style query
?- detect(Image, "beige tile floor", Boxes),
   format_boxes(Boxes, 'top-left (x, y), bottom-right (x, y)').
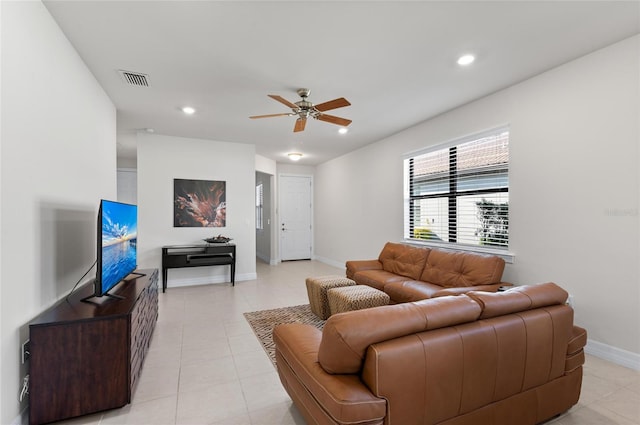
top-left (56, 260), bottom-right (639, 425)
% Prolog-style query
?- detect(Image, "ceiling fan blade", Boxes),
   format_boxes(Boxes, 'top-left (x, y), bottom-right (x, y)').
top-left (293, 118), bottom-right (307, 132)
top-left (314, 97), bottom-right (351, 112)
top-left (249, 113), bottom-right (292, 119)
top-left (268, 94), bottom-right (298, 109)
top-left (316, 113), bottom-right (352, 127)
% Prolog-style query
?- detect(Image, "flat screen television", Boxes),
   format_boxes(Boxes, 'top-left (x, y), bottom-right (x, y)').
top-left (93, 199), bottom-right (138, 298)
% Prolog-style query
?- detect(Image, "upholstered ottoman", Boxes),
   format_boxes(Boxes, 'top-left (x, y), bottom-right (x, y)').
top-left (306, 275), bottom-right (356, 319)
top-left (327, 285), bottom-right (390, 315)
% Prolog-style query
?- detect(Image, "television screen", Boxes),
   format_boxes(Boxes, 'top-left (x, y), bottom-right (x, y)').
top-left (96, 200), bottom-right (138, 297)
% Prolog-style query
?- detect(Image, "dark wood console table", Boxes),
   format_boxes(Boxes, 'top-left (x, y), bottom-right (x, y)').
top-left (161, 243), bottom-right (236, 292)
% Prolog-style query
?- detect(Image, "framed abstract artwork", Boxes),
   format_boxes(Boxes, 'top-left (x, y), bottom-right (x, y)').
top-left (173, 178), bottom-right (226, 227)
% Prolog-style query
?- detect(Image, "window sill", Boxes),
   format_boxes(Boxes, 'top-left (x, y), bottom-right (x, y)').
top-left (403, 239), bottom-right (515, 264)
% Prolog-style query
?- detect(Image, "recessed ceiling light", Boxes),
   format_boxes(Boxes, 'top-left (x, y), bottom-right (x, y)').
top-left (182, 106), bottom-right (196, 115)
top-left (287, 152), bottom-right (303, 161)
top-left (338, 127), bottom-right (349, 134)
top-left (457, 54), bottom-right (475, 66)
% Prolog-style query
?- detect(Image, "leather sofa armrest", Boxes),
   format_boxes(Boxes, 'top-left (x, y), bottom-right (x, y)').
top-left (567, 325), bottom-right (587, 355)
top-left (431, 282), bottom-right (511, 297)
top-left (274, 324), bottom-right (387, 423)
top-left (565, 326), bottom-right (587, 373)
top-left (346, 259), bottom-right (382, 279)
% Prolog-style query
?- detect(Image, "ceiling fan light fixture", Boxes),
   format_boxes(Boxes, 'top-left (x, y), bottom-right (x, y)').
top-left (182, 106), bottom-right (196, 115)
top-left (338, 127), bottom-right (349, 134)
top-left (457, 54), bottom-right (475, 66)
top-left (288, 152), bottom-right (303, 161)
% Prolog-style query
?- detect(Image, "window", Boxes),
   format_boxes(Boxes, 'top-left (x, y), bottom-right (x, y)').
top-left (404, 127), bottom-right (509, 251)
top-left (256, 183), bottom-right (264, 230)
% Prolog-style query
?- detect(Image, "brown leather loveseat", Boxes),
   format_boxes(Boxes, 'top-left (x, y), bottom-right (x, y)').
top-left (274, 282), bottom-right (586, 425)
top-left (346, 242), bottom-right (509, 303)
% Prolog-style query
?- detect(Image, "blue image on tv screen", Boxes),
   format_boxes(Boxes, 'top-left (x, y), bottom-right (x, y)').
top-left (101, 200), bottom-right (137, 294)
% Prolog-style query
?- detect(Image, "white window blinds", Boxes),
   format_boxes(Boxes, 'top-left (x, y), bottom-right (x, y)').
top-left (404, 127), bottom-right (509, 250)
top-left (256, 183), bottom-right (264, 230)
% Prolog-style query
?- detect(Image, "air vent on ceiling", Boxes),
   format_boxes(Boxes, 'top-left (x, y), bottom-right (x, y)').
top-left (118, 70), bottom-right (150, 87)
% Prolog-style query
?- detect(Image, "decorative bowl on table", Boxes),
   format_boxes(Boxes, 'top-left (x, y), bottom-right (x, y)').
top-left (204, 235), bottom-right (233, 244)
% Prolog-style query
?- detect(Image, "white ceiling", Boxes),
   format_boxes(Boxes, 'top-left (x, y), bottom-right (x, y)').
top-left (43, 1), bottom-right (639, 165)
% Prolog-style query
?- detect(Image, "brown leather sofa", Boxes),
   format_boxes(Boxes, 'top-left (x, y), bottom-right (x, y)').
top-left (346, 242), bottom-right (509, 303)
top-left (274, 282), bottom-right (586, 425)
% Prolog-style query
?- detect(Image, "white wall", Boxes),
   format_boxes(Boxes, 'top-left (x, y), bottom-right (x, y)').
top-left (315, 142), bottom-right (403, 262)
top-left (315, 36), bottom-right (640, 364)
top-left (117, 157), bottom-right (137, 169)
top-left (255, 154), bottom-right (276, 176)
top-left (277, 163), bottom-right (315, 176)
top-left (0, 2), bottom-right (116, 423)
top-left (117, 168), bottom-right (137, 204)
top-left (137, 134), bottom-right (256, 286)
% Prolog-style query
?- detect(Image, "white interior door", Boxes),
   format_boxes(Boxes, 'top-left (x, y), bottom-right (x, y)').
top-left (279, 175), bottom-right (312, 261)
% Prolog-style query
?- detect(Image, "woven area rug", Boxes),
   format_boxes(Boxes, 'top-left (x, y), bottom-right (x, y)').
top-left (244, 304), bottom-right (325, 366)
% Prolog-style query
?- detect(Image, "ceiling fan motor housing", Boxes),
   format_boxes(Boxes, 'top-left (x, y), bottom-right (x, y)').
top-left (295, 100), bottom-right (314, 109)
top-left (295, 89), bottom-right (315, 118)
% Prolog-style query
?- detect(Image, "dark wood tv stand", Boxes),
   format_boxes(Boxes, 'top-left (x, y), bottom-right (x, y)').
top-left (28, 269), bottom-right (158, 425)
top-left (161, 243), bottom-right (236, 292)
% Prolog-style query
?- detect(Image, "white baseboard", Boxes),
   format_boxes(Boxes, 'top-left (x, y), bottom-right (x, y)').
top-left (585, 339), bottom-right (640, 370)
top-left (312, 255), bottom-right (346, 271)
top-left (165, 272), bottom-right (257, 289)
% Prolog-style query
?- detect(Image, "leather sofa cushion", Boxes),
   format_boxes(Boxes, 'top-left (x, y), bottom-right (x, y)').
top-left (378, 242), bottom-right (430, 280)
top-left (383, 280), bottom-right (443, 302)
top-left (466, 282), bottom-right (568, 319)
top-left (318, 295), bottom-right (481, 374)
top-left (352, 269), bottom-right (410, 291)
top-left (420, 249), bottom-right (505, 287)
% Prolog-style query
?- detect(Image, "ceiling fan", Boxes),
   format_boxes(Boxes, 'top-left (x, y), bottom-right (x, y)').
top-left (249, 88), bottom-right (352, 132)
